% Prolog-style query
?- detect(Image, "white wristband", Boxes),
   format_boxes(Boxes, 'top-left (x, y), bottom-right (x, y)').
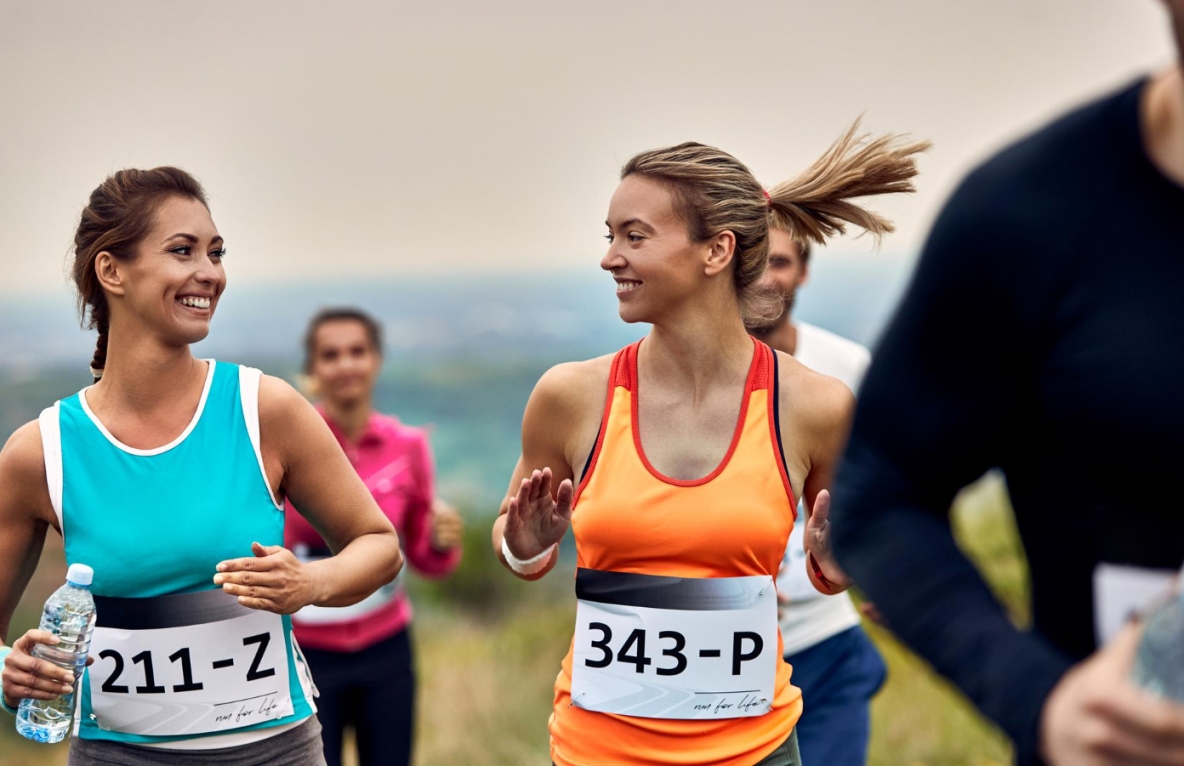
top-left (501, 537), bottom-right (556, 575)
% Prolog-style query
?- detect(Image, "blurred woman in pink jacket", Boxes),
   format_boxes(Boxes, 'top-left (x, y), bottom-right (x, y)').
top-left (286, 307), bottom-right (463, 766)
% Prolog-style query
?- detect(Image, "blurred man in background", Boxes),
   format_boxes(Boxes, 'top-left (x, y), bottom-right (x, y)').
top-left (831, 2), bottom-right (1184, 765)
top-left (750, 227), bottom-right (885, 766)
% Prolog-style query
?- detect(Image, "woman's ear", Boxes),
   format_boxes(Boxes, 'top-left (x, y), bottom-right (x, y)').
top-left (703, 231), bottom-right (737, 277)
top-left (94, 252), bottom-right (127, 296)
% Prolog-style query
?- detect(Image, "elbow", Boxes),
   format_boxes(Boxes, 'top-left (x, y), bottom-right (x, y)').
top-left (386, 531), bottom-right (405, 584)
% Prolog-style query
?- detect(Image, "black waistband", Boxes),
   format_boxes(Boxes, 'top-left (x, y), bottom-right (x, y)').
top-left (94, 589), bottom-right (257, 631)
top-left (575, 568), bottom-right (769, 611)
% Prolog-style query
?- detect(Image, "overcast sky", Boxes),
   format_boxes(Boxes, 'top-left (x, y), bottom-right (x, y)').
top-left (0, 0), bottom-right (1175, 298)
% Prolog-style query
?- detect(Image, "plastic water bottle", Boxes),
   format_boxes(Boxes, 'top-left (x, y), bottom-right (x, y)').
top-left (15, 564), bottom-right (96, 743)
top-left (1132, 562), bottom-right (1184, 700)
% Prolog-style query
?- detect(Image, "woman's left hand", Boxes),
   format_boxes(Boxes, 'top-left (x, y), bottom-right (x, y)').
top-left (803, 489), bottom-right (855, 595)
top-left (214, 543), bottom-right (317, 614)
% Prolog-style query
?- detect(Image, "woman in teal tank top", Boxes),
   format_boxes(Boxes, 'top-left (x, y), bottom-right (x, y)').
top-left (0, 168), bottom-right (404, 765)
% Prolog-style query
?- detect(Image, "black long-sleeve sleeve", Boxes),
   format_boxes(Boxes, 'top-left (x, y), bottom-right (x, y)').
top-left (831, 78), bottom-right (1184, 766)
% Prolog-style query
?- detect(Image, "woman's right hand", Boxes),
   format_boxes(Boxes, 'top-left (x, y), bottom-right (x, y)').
top-left (2, 630), bottom-right (85, 708)
top-left (503, 467), bottom-right (573, 560)
top-left (1039, 621), bottom-right (1184, 765)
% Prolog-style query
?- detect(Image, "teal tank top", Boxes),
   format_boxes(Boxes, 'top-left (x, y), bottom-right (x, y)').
top-left (39, 361), bottom-right (315, 745)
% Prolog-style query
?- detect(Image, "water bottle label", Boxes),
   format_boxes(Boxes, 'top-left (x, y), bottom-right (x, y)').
top-left (86, 590), bottom-right (293, 737)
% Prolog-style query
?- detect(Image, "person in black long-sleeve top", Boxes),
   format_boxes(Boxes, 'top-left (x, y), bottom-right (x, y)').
top-left (829, 11), bottom-right (1184, 765)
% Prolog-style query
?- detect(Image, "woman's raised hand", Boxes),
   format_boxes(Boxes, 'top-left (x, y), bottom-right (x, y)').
top-left (503, 467), bottom-right (573, 560)
top-left (804, 489), bottom-right (854, 595)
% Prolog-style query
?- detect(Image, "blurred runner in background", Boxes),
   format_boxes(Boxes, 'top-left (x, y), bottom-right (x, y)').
top-left (750, 227), bottom-right (885, 766)
top-left (831, 3), bottom-right (1184, 764)
top-left (287, 308), bottom-right (463, 766)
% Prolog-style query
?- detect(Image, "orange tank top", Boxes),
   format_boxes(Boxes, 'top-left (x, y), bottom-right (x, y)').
top-left (550, 338), bottom-right (802, 766)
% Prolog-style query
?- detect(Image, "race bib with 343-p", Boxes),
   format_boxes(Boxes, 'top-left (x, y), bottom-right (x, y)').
top-left (86, 590), bottom-right (293, 737)
top-left (570, 569), bottom-right (778, 720)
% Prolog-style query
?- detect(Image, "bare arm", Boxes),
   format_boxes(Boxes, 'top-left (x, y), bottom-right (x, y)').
top-left (491, 457), bottom-right (564, 581)
top-left (0, 424), bottom-right (52, 645)
top-left (492, 359), bottom-right (607, 581)
top-left (1, 422), bottom-right (77, 708)
top-left (214, 376), bottom-right (402, 613)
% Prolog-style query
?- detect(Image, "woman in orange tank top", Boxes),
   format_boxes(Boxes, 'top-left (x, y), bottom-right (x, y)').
top-left (492, 124), bottom-right (927, 766)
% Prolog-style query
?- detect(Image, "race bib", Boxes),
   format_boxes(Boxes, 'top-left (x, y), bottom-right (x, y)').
top-left (1094, 563), bottom-right (1176, 645)
top-left (570, 569), bottom-right (778, 720)
top-left (87, 590), bottom-right (293, 737)
top-left (291, 549), bottom-right (402, 626)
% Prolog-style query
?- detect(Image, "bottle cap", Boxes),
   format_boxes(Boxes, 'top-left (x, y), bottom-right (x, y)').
top-left (66, 563), bottom-right (94, 586)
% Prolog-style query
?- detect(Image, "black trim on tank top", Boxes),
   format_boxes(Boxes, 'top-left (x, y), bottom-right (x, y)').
top-left (580, 425), bottom-right (601, 483)
top-left (772, 351), bottom-right (794, 499)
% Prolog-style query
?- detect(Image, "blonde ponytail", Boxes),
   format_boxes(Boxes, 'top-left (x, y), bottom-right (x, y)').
top-left (767, 119), bottom-right (930, 246)
top-left (621, 119), bottom-right (928, 329)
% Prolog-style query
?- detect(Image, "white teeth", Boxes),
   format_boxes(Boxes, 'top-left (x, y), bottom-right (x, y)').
top-left (616, 281), bottom-right (640, 293)
top-left (179, 297), bottom-right (211, 309)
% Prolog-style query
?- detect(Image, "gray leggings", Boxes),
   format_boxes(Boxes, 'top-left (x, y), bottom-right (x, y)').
top-left (754, 729), bottom-right (802, 765)
top-left (67, 716), bottom-right (326, 766)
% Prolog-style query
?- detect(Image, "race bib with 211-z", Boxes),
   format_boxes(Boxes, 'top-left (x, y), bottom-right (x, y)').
top-left (570, 569), bottom-right (778, 720)
top-left (86, 590), bottom-right (293, 737)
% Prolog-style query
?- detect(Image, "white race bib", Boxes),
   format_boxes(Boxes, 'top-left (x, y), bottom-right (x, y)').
top-left (1094, 563), bottom-right (1176, 645)
top-left (570, 569), bottom-right (778, 720)
top-left (87, 590), bottom-right (293, 737)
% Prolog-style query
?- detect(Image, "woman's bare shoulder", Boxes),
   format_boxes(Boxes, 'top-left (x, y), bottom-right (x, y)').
top-left (530, 354), bottom-right (615, 417)
top-left (774, 350), bottom-right (855, 437)
top-left (0, 421), bottom-right (53, 525)
top-left (1, 421), bottom-right (46, 482)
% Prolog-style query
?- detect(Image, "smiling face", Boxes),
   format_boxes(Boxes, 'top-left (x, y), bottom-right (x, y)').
top-left (601, 174), bottom-right (721, 325)
top-left (308, 319), bottom-right (381, 407)
top-left (100, 195), bottom-right (226, 348)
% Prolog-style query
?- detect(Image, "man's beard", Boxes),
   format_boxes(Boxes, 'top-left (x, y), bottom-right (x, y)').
top-left (750, 291), bottom-right (795, 336)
